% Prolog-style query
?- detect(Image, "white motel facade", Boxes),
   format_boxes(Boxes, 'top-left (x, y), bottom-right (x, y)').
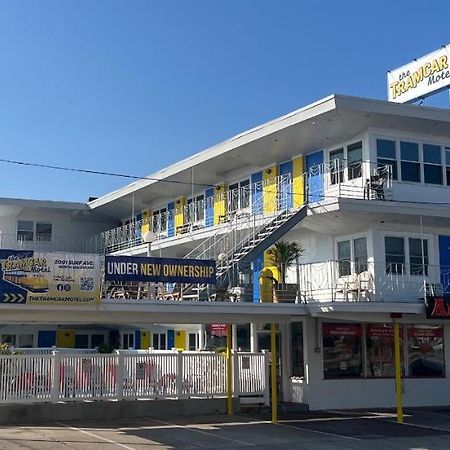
top-left (1, 94), bottom-right (450, 410)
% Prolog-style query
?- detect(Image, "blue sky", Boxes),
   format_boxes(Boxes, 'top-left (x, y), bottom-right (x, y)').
top-left (0, 0), bottom-right (449, 202)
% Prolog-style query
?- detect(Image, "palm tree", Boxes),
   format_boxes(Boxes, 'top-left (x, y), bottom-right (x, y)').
top-left (266, 240), bottom-right (303, 289)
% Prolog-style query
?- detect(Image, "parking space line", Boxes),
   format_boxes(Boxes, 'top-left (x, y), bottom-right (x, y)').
top-left (150, 418), bottom-right (256, 447)
top-left (276, 420), bottom-right (361, 441)
top-left (404, 409), bottom-right (450, 419)
top-left (391, 421), bottom-right (450, 433)
top-left (54, 422), bottom-right (137, 450)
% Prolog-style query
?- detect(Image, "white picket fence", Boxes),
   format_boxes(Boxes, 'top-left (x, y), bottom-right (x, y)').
top-left (0, 350), bottom-right (269, 405)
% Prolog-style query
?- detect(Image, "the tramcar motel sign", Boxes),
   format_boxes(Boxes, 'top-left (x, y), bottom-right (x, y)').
top-left (387, 45), bottom-right (450, 103)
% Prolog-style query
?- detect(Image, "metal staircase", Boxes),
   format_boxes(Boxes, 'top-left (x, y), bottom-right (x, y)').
top-left (181, 197), bottom-right (308, 300)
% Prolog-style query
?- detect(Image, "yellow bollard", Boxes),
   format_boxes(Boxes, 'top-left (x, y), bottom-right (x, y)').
top-left (393, 321), bottom-right (403, 423)
top-left (270, 323), bottom-right (278, 423)
top-left (226, 324), bottom-right (233, 416)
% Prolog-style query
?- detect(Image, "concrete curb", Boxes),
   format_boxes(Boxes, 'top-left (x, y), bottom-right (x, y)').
top-left (0, 398), bottom-right (241, 425)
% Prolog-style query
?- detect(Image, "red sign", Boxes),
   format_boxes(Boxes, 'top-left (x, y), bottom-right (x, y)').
top-left (322, 323), bottom-right (361, 337)
top-left (407, 326), bottom-right (443, 338)
top-left (426, 297), bottom-right (450, 319)
top-left (367, 324), bottom-right (394, 338)
top-left (210, 324), bottom-right (227, 337)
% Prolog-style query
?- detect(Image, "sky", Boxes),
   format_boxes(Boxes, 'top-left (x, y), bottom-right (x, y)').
top-left (0, 0), bottom-right (449, 202)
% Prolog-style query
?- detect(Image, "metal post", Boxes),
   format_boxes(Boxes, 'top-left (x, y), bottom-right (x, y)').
top-left (270, 323), bottom-right (278, 423)
top-left (393, 321), bottom-right (403, 423)
top-left (226, 324), bottom-right (233, 415)
top-left (51, 351), bottom-right (61, 403)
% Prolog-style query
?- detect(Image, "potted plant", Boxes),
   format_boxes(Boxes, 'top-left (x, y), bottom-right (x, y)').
top-left (266, 240), bottom-right (303, 303)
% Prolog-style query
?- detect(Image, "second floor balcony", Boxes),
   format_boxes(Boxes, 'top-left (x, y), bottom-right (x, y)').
top-left (87, 160), bottom-right (393, 255)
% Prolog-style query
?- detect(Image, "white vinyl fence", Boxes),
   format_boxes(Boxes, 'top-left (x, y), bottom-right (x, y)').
top-left (0, 350), bottom-right (269, 405)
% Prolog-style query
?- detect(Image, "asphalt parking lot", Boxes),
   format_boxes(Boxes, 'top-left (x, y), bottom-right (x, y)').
top-left (2, 408), bottom-right (450, 449)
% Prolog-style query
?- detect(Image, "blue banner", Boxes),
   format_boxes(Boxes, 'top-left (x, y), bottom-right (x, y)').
top-left (105, 256), bottom-right (216, 284)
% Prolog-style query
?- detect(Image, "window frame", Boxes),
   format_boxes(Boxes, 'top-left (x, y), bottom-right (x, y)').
top-left (17, 220), bottom-right (52, 243)
top-left (327, 140), bottom-right (364, 185)
top-left (336, 235), bottom-right (368, 277)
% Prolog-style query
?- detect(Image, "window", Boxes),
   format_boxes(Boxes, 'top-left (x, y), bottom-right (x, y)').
top-left (186, 195), bottom-right (205, 224)
top-left (152, 333), bottom-right (167, 350)
top-left (122, 332), bottom-right (135, 349)
top-left (17, 334), bottom-right (34, 348)
top-left (0, 334), bottom-right (16, 346)
top-left (423, 144), bottom-right (443, 185)
top-left (347, 141), bottom-right (362, 180)
top-left (385, 236), bottom-right (405, 274)
top-left (228, 180), bottom-right (251, 212)
top-left (152, 208), bottom-right (168, 234)
top-left (36, 223), bottom-right (52, 242)
top-left (400, 141), bottom-right (420, 182)
top-left (188, 333), bottom-right (197, 351)
top-left (323, 323), bottom-right (362, 378)
top-left (409, 238), bottom-right (428, 276)
top-left (17, 220), bottom-right (34, 241)
top-left (377, 139), bottom-right (397, 180)
top-left (337, 237), bottom-right (368, 277)
top-left (407, 326), bottom-right (444, 377)
top-left (366, 324), bottom-right (402, 377)
top-left (330, 148), bottom-right (344, 184)
top-left (337, 240), bottom-right (351, 277)
top-left (446, 147), bottom-right (450, 186)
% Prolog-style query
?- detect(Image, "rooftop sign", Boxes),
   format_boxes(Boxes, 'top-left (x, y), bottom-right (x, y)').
top-left (387, 45), bottom-right (450, 103)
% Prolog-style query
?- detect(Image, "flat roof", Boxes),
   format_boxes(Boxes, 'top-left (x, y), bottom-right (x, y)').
top-left (88, 94), bottom-right (450, 217)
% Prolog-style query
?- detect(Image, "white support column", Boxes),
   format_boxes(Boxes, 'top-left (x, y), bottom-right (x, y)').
top-left (250, 323), bottom-right (258, 353)
top-left (281, 323), bottom-right (291, 403)
top-left (232, 324), bottom-right (238, 351)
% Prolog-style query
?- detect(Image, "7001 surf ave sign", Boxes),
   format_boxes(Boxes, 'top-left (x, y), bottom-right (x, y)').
top-left (105, 256), bottom-right (216, 284)
top-left (388, 45), bottom-right (450, 103)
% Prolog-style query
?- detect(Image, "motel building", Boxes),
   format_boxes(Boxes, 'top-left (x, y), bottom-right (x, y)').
top-left (2, 94), bottom-right (450, 411)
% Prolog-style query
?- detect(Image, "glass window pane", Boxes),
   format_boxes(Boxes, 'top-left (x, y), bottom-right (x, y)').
top-left (330, 148), bottom-right (344, 184)
top-left (409, 238), bottom-right (428, 276)
top-left (152, 333), bottom-right (159, 350)
top-left (17, 334), bottom-right (34, 348)
top-left (366, 324), bottom-right (403, 377)
top-left (323, 323), bottom-right (362, 378)
top-left (377, 139), bottom-right (396, 159)
top-left (160, 334), bottom-right (166, 350)
top-left (423, 144), bottom-right (441, 164)
top-left (424, 164), bottom-right (443, 185)
top-left (17, 220), bottom-right (34, 241)
top-left (348, 142), bottom-right (362, 180)
top-left (188, 333), bottom-right (196, 351)
top-left (408, 326), bottom-right (444, 377)
top-left (400, 141), bottom-right (419, 161)
top-left (240, 179), bottom-right (250, 209)
top-left (401, 161), bottom-right (421, 182)
top-left (354, 238), bottom-right (368, 273)
top-left (385, 237), bottom-right (405, 274)
top-left (36, 223), bottom-right (52, 241)
top-left (338, 240), bottom-right (351, 277)
top-left (378, 159), bottom-right (398, 180)
top-left (446, 148), bottom-right (450, 166)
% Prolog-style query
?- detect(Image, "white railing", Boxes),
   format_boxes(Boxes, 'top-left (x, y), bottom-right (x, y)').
top-left (86, 161), bottom-right (392, 255)
top-left (0, 234), bottom-right (90, 253)
top-left (0, 350), bottom-right (269, 404)
top-left (297, 260), bottom-right (444, 303)
top-left (9, 347), bottom-right (98, 355)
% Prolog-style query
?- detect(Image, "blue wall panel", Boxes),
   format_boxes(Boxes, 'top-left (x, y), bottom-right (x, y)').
top-left (167, 202), bottom-right (175, 237)
top-left (38, 330), bottom-right (56, 348)
top-left (305, 151), bottom-right (324, 203)
top-left (167, 330), bottom-right (175, 349)
top-left (251, 172), bottom-right (263, 214)
top-left (134, 330), bottom-right (141, 349)
top-left (205, 188), bottom-right (214, 227)
top-left (252, 254), bottom-right (264, 303)
top-left (439, 235), bottom-right (450, 294)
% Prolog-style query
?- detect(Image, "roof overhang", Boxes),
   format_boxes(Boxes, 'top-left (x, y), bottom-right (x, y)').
top-left (87, 94), bottom-right (450, 218)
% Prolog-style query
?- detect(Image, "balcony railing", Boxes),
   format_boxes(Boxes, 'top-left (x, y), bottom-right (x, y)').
top-left (86, 160), bottom-right (393, 254)
top-left (0, 234), bottom-right (90, 253)
top-left (298, 260), bottom-right (446, 303)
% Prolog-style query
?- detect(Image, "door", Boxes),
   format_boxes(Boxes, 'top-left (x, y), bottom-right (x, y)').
top-left (306, 151), bottom-right (324, 203)
top-left (439, 236), bottom-right (450, 294)
top-left (279, 161), bottom-right (293, 210)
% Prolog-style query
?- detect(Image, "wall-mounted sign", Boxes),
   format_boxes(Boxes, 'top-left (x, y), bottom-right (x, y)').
top-left (210, 323), bottom-right (227, 337)
top-left (425, 296), bottom-right (450, 319)
top-left (105, 256), bottom-right (216, 284)
top-left (0, 250), bottom-right (101, 305)
top-left (322, 323), bottom-right (362, 337)
top-left (387, 45), bottom-right (450, 103)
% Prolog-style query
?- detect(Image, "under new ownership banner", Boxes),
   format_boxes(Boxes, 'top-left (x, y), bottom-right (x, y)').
top-left (105, 255), bottom-right (216, 284)
top-left (0, 250), bottom-right (101, 305)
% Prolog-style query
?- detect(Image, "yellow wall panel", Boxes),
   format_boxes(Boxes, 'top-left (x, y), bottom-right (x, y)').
top-left (213, 184), bottom-right (227, 225)
top-left (174, 330), bottom-right (186, 350)
top-left (263, 165), bottom-right (279, 214)
top-left (292, 156), bottom-right (305, 207)
top-left (56, 329), bottom-right (75, 348)
top-left (175, 197), bottom-right (186, 234)
top-left (141, 331), bottom-right (151, 349)
top-left (141, 209), bottom-right (151, 237)
top-left (264, 250), bottom-right (280, 283)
